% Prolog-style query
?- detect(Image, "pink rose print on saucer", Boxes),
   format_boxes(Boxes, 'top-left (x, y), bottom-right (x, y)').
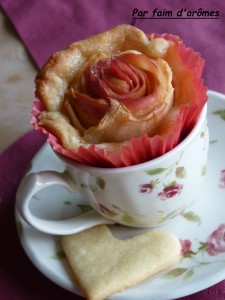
top-left (206, 224), bottom-right (225, 256)
top-left (219, 170), bottom-right (225, 189)
top-left (158, 182), bottom-right (183, 200)
top-left (163, 224), bottom-right (225, 282)
top-left (180, 239), bottom-right (193, 257)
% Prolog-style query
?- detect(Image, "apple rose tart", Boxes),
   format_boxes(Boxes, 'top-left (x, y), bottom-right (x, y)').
top-left (32, 24), bottom-right (207, 167)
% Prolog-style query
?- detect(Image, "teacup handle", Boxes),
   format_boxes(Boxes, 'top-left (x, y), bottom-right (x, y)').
top-left (16, 171), bottom-right (114, 235)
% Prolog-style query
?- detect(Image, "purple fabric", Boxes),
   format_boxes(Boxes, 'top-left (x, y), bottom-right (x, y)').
top-left (1, 0), bottom-right (225, 94)
top-left (0, 0), bottom-right (225, 299)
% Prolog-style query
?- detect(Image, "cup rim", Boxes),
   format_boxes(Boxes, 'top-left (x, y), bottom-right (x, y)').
top-left (56, 104), bottom-right (207, 174)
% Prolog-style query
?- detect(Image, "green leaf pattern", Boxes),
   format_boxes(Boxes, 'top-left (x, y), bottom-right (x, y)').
top-left (96, 176), bottom-right (105, 189)
top-left (176, 167), bottom-right (186, 179)
top-left (213, 109), bottom-right (225, 120)
top-left (16, 221), bottom-right (23, 238)
top-left (77, 204), bottom-right (92, 213)
top-left (51, 251), bottom-right (66, 260)
top-left (122, 214), bottom-right (134, 224)
top-left (64, 200), bottom-right (72, 205)
top-left (146, 168), bottom-right (167, 175)
top-left (183, 269), bottom-right (194, 281)
top-left (181, 211), bottom-right (201, 225)
top-left (25, 162), bottom-right (33, 174)
top-left (80, 177), bottom-right (105, 192)
top-left (163, 268), bottom-right (188, 279)
top-left (201, 165), bottom-right (207, 176)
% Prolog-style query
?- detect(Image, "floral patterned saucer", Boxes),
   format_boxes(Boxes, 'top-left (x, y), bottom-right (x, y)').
top-left (15, 90), bottom-right (225, 299)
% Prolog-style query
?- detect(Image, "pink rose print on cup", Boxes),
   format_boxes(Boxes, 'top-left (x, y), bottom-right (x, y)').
top-left (139, 183), bottom-right (154, 194)
top-left (158, 182), bottom-right (183, 200)
top-left (206, 224), bottom-right (225, 256)
top-left (219, 170), bottom-right (225, 189)
top-left (97, 204), bottom-right (116, 217)
top-left (139, 180), bottom-right (159, 194)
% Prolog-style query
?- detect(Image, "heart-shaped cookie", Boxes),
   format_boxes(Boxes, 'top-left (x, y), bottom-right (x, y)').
top-left (61, 225), bottom-right (181, 300)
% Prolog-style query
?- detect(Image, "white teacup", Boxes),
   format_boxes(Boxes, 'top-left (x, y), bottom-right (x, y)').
top-left (16, 105), bottom-right (209, 235)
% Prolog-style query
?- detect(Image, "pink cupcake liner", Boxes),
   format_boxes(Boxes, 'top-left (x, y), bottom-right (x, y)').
top-left (31, 97), bottom-right (186, 167)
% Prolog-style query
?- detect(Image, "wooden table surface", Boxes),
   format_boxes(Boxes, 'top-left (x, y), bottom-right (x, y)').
top-left (0, 10), bottom-right (37, 152)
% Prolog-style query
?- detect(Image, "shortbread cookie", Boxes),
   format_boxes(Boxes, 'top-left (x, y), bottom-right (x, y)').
top-left (61, 225), bottom-right (181, 300)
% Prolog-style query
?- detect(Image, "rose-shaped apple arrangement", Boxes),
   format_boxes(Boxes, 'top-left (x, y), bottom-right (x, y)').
top-left (32, 25), bottom-right (207, 167)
